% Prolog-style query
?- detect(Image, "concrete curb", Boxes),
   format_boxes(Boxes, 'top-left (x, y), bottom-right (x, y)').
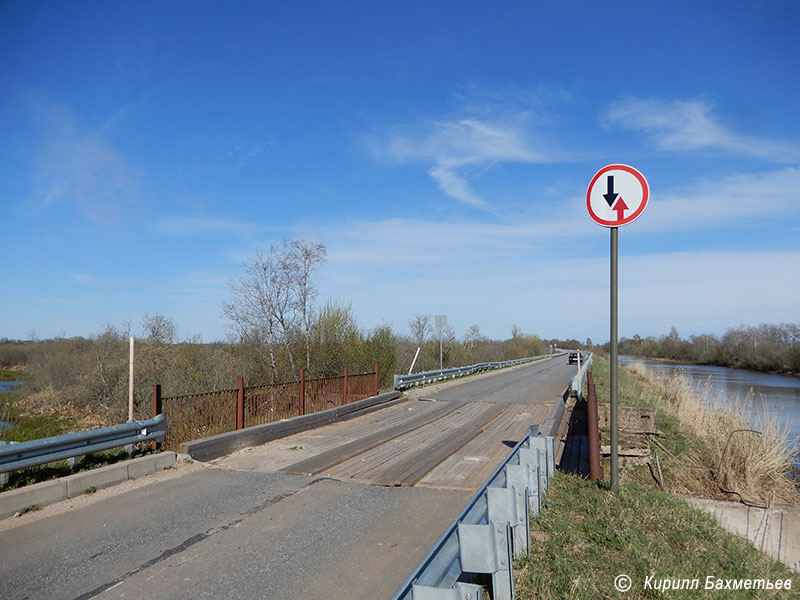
top-left (0, 452), bottom-right (177, 520)
top-left (180, 391), bottom-right (403, 462)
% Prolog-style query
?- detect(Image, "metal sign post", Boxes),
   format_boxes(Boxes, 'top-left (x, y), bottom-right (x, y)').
top-left (587, 164), bottom-right (649, 493)
top-left (610, 227), bottom-right (619, 492)
top-left (435, 315), bottom-right (447, 370)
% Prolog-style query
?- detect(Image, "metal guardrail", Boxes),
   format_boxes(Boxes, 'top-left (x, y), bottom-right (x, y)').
top-left (389, 426), bottom-right (556, 600)
top-left (393, 353), bottom-right (565, 391)
top-left (0, 414), bottom-right (167, 476)
top-left (568, 352), bottom-right (593, 398)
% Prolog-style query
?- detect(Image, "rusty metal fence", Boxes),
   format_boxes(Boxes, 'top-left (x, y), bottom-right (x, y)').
top-left (155, 365), bottom-right (378, 450)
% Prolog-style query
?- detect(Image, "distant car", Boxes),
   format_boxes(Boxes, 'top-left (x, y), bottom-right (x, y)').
top-left (568, 352), bottom-right (581, 365)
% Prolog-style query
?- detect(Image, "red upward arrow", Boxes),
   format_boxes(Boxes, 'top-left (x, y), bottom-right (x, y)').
top-left (612, 196), bottom-right (628, 221)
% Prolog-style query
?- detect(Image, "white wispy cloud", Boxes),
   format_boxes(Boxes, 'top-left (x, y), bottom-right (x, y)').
top-left (69, 273), bottom-right (98, 284)
top-left (366, 98), bottom-right (557, 209)
top-left (153, 215), bottom-right (278, 237)
top-left (27, 100), bottom-right (140, 223)
top-left (602, 96), bottom-right (800, 161)
top-left (633, 166), bottom-right (800, 231)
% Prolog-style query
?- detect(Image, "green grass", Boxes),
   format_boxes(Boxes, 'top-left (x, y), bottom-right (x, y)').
top-left (516, 474), bottom-right (798, 599)
top-left (1, 391), bottom-right (75, 441)
top-left (1, 390), bottom-right (154, 492)
top-left (0, 369), bottom-right (26, 381)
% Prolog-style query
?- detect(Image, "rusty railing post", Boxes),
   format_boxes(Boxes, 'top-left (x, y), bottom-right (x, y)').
top-left (343, 366), bottom-right (348, 405)
top-left (586, 370), bottom-right (601, 482)
top-left (373, 363), bottom-right (379, 396)
top-left (236, 377), bottom-right (245, 430)
top-left (151, 384), bottom-right (162, 450)
top-left (298, 369), bottom-right (305, 416)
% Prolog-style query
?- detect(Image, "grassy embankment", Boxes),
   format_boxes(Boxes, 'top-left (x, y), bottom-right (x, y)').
top-left (514, 356), bottom-right (799, 599)
top-left (1, 374), bottom-right (146, 492)
top-left (590, 355), bottom-right (799, 505)
top-left (516, 474), bottom-right (798, 599)
top-left (0, 369), bottom-right (26, 382)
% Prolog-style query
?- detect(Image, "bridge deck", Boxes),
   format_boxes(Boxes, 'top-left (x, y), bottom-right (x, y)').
top-left (213, 396), bottom-right (551, 491)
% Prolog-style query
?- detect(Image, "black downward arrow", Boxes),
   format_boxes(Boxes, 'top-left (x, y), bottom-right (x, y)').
top-left (603, 175), bottom-right (618, 207)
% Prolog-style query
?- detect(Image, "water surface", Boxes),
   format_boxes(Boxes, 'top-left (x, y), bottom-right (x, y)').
top-left (619, 356), bottom-right (800, 470)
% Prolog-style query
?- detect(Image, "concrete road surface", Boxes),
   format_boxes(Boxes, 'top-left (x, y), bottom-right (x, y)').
top-left (0, 356), bottom-right (575, 600)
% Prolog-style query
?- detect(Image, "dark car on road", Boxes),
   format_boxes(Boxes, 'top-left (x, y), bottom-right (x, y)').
top-left (568, 352), bottom-right (581, 365)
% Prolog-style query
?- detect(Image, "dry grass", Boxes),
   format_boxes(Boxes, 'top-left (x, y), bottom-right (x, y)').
top-left (624, 361), bottom-right (800, 506)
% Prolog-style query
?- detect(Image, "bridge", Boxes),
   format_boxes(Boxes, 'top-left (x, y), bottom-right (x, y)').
top-left (0, 355), bottom-right (577, 600)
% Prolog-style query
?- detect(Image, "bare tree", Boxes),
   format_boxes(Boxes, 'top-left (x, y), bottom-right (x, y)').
top-left (222, 239), bottom-right (327, 381)
top-left (409, 314), bottom-right (432, 347)
top-left (286, 239), bottom-right (327, 370)
top-left (141, 313), bottom-right (176, 345)
top-left (462, 324), bottom-right (483, 352)
top-left (223, 249), bottom-right (282, 381)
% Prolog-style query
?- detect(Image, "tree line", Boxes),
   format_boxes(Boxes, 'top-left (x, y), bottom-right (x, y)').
top-left (614, 324), bottom-right (800, 374)
top-left (0, 238), bottom-right (584, 425)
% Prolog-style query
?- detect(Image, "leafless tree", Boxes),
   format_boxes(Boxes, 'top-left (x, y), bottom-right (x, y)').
top-left (409, 314), bottom-right (432, 347)
top-left (222, 239), bottom-right (327, 381)
top-left (462, 324), bottom-right (483, 351)
top-left (141, 313), bottom-right (176, 345)
top-left (285, 239), bottom-right (327, 370)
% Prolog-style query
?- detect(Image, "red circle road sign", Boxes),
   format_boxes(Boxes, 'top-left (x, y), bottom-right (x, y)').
top-left (586, 164), bottom-right (649, 227)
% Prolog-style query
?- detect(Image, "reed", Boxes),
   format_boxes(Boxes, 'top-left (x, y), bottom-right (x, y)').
top-left (625, 361), bottom-right (799, 505)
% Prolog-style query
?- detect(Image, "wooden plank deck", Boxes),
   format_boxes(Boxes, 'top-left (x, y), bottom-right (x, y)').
top-left (280, 400), bottom-right (465, 476)
top-left (417, 403), bottom-right (550, 490)
top-left (213, 396), bottom-right (561, 492)
top-left (350, 403), bottom-right (507, 487)
top-left (212, 399), bottom-right (454, 473)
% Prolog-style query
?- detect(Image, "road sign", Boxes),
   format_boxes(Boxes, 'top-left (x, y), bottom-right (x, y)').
top-left (587, 163), bottom-right (649, 494)
top-left (586, 164), bottom-right (649, 227)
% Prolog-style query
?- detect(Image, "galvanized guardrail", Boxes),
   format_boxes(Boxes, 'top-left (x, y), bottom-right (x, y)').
top-left (0, 414), bottom-right (167, 478)
top-left (389, 426), bottom-right (555, 600)
top-left (568, 352), bottom-right (594, 398)
top-left (394, 353), bottom-right (564, 391)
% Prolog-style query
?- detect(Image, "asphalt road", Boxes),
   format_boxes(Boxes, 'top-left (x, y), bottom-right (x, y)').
top-left (421, 355), bottom-right (575, 405)
top-left (0, 469), bottom-right (468, 600)
top-left (0, 357), bottom-right (575, 600)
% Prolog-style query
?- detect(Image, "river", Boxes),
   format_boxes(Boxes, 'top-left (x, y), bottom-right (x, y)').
top-left (0, 381), bottom-right (22, 430)
top-left (619, 356), bottom-right (800, 472)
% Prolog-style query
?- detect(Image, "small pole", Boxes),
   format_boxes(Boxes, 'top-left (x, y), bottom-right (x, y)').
top-left (576, 349), bottom-right (582, 399)
top-left (439, 335), bottom-right (443, 370)
top-left (373, 363), bottom-right (379, 396)
top-left (586, 370), bottom-right (601, 482)
top-left (151, 384), bottom-right (162, 451)
top-left (610, 226), bottom-right (620, 492)
top-left (342, 367), bottom-right (348, 405)
top-left (408, 347), bottom-right (421, 375)
top-left (298, 369), bottom-right (305, 416)
top-left (128, 336), bottom-right (134, 421)
top-left (236, 377), bottom-right (245, 430)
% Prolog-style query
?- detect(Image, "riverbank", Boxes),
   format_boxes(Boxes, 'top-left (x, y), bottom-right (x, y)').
top-left (591, 355), bottom-right (800, 505)
top-left (511, 358), bottom-right (800, 597)
top-left (621, 353), bottom-right (800, 379)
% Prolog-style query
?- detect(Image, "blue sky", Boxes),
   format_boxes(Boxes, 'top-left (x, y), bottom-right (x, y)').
top-left (2, 1), bottom-right (799, 344)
